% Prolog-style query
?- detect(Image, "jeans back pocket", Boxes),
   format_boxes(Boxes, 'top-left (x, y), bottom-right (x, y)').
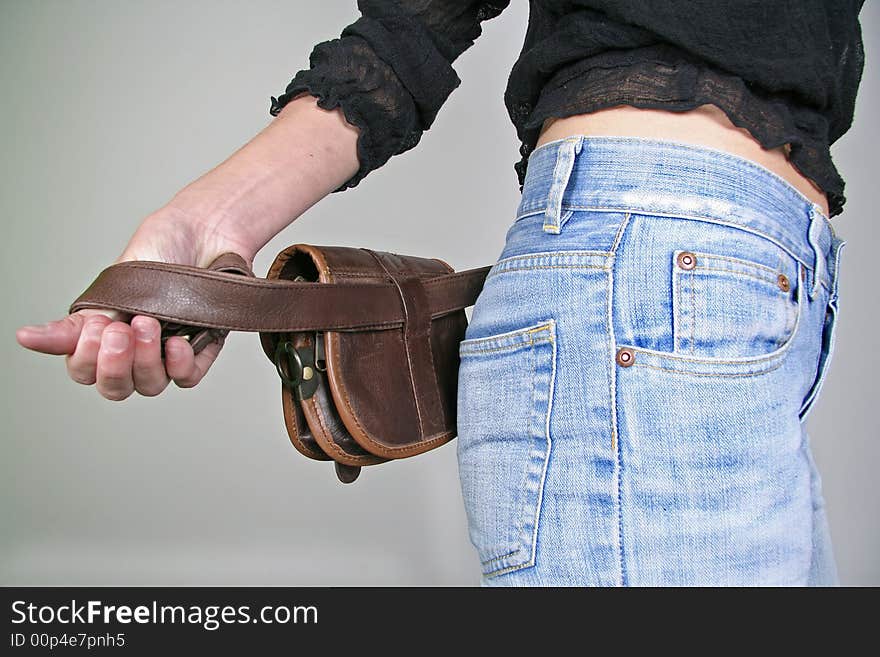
top-left (456, 318), bottom-right (557, 578)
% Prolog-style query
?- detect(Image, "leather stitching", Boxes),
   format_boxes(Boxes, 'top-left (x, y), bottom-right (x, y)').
top-left (306, 396), bottom-right (380, 466)
top-left (328, 328), bottom-right (454, 457)
top-left (364, 249), bottom-right (443, 441)
top-left (281, 388), bottom-right (330, 461)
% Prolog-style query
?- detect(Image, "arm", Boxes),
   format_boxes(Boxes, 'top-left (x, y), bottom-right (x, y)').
top-left (159, 91), bottom-right (364, 263)
top-left (16, 1), bottom-right (510, 401)
top-left (16, 93), bottom-right (361, 399)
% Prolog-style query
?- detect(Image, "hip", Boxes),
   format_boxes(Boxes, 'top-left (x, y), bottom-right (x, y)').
top-left (467, 136), bottom-right (845, 425)
top-left (454, 137), bottom-right (846, 584)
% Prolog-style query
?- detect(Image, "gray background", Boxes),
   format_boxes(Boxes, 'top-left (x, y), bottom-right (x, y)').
top-left (1, 0), bottom-right (876, 585)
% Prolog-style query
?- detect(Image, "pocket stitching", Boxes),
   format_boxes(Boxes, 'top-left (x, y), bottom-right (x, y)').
top-left (696, 265), bottom-right (785, 287)
top-left (459, 318), bottom-right (555, 353)
top-left (624, 266), bottom-right (804, 377)
top-left (478, 337), bottom-right (540, 572)
top-left (669, 248), bottom-right (801, 366)
top-left (485, 325), bottom-right (555, 578)
top-left (458, 319), bottom-right (557, 578)
top-left (459, 336), bottom-right (552, 356)
top-left (631, 359), bottom-right (786, 378)
top-left (692, 250), bottom-right (788, 277)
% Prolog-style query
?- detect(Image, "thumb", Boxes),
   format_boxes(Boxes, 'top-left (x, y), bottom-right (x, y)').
top-left (16, 309), bottom-right (125, 355)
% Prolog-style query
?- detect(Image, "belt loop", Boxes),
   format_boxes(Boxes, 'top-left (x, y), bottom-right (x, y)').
top-left (543, 135), bottom-right (584, 234)
top-left (807, 204), bottom-right (826, 301)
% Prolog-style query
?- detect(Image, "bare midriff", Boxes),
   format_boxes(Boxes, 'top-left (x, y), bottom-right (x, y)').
top-left (535, 104), bottom-right (830, 217)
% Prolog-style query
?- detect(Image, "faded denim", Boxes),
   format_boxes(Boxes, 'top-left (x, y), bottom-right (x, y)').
top-left (455, 136), bottom-right (846, 586)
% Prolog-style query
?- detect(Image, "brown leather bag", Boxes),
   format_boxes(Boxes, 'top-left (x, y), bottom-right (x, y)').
top-left (70, 245), bottom-right (490, 483)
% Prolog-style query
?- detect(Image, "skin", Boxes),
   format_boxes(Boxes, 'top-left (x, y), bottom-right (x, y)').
top-left (16, 91), bottom-right (361, 400)
top-left (537, 104), bottom-right (830, 217)
top-left (16, 98), bottom-right (829, 400)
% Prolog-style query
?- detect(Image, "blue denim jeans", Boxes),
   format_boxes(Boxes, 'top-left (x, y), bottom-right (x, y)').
top-left (455, 136), bottom-right (846, 586)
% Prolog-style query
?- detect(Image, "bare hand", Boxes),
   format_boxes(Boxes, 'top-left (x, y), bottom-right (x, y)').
top-left (16, 208), bottom-right (254, 400)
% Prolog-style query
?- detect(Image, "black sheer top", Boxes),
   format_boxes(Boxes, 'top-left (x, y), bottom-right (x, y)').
top-left (269, 1), bottom-right (866, 217)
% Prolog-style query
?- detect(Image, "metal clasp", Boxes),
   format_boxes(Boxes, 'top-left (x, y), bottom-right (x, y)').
top-left (273, 333), bottom-right (324, 400)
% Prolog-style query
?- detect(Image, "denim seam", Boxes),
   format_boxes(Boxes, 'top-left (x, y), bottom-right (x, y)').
top-left (481, 322), bottom-right (556, 578)
top-left (459, 320), bottom-right (554, 349)
top-left (634, 212), bottom-right (812, 273)
top-left (672, 268), bottom-right (697, 354)
top-left (482, 338), bottom-right (539, 577)
top-left (607, 237), bottom-right (627, 587)
top-left (610, 213), bottom-right (632, 253)
top-left (487, 264), bottom-right (609, 279)
top-left (532, 320), bottom-right (557, 575)
top-left (671, 252), bottom-right (699, 355)
top-left (518, 343), bottom-right (537, 576)
top-left (689, 270), bottom-right (696, 354)
top-left (516, 206), bottom-right (818, 278)
top-left (492, 249), bottom-right (613, 265)
top-left (521, 327), bottom-right (548, 575)
top-left (485, 559), bottom-right (533, 578)
top-left (695, 251), bottom-right (787, 275)
top-left (694, 266), bottom-right (789, 287)
top-left (672, 263), bottom-right (682, 351)
top-left (517, 205), bottom-right (632, 220)
top-left (630, 359), bottom-right (786, 378)
top-left (797, 298), bottom-right (837, 422)
top-left (460, 336), bottom-right (552, 356)
top-left (623, 332), bottom-right (797, 365)
top-left (480, 549), bottom-right (520, 566)
top-left (785, 294), bottom-right (798, 343)
top-left (798, 240), bottom-right (844, 422)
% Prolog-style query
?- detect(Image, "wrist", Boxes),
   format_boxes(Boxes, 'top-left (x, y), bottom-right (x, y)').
top-left (163, 158), bottom-right (293, 261)
top-left (127, 204), bottom-right (259, 268)
top-left (139, 88), bottom-right (362, 266)
top-left (162, 194), bottom-right (263, 263)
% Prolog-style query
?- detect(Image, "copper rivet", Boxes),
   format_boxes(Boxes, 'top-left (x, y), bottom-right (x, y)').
top-left (777, 274), bottom-right (791, 292)
top-left (801, 266), bottom-right (807, 281)
top-left (616, 347), bottom-right (635, 367)
top-left (677, 251), bottom-right (697, 270)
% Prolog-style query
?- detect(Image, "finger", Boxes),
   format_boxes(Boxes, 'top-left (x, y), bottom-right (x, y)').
top-left (65, 314), bottom-right (113, 385)
top-left (95, 322), bottom-right (135, 401)
top-left (165, 335), bottom-right (224, 388)
top-left (131, 316), bottom-right (169, 397)
top-left (16, 309), bottom-right (115, 355)
top-left (164, 336), bottom-right (197, 387)
top-left (190, 335), bottom-right (225, 383)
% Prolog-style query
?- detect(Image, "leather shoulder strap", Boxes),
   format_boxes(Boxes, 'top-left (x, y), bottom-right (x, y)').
top-left (69, 253), bottom-right (490, 333)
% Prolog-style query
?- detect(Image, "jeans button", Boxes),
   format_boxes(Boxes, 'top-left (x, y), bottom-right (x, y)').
top-left (616, 347), bottom-right (635, 367)
top-left (677, 251), bottom-right (697, 270)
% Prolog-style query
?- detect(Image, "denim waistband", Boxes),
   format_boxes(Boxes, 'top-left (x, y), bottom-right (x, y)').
top-left (515, 136), bottom-right (839, 298)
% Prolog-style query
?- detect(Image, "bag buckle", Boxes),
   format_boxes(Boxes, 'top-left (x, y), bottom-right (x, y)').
top-left (274, 332), bottom-right (324, 401)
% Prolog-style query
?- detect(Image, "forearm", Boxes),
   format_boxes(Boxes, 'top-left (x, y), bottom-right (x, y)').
top-left (164, 92), bottom-right (360, 261)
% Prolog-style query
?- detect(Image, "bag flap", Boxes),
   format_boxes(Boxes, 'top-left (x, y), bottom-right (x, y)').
top-left (262, 244), bottom-right (465, 460)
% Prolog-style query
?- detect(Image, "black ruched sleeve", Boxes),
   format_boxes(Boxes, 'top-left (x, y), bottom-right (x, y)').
top-left (269, 1), bottom-right (511, 192)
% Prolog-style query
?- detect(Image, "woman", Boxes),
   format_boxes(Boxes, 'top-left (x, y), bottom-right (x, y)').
top-left (16, 2), bottom-right (865, 585)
